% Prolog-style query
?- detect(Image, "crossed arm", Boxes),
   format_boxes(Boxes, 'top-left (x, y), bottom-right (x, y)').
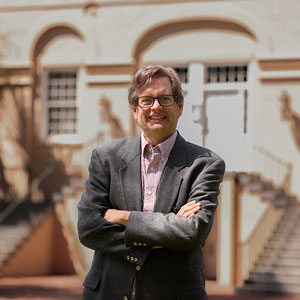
top-left (104, 200), bottom-right (201, 226)
top-left (78, 146), bottom-right (224, 258)
top-left (104, 201), bottom-right (201, 249)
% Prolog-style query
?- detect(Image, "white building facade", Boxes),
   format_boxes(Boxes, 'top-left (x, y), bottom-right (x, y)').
top-left (1, 0), bottom-right (300, 293)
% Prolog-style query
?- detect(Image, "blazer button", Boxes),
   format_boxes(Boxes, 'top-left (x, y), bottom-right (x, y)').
top-left (124, 296), bottom-right (128, 300)
top-left (133, 242), bottom-right (138, 246)
top-left (136, 265), bottom-right (141, 271)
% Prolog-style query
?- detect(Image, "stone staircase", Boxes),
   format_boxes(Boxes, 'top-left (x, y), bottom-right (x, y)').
top-left (235, 172), bottom-right (300, 295)
top-left (0, 202), bottom-right (51, 272)
top-left (236, 173), bottom-right (294, 208)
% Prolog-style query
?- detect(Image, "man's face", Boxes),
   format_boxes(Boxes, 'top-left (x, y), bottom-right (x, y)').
top-left (131, 76), bottom-right (183, 145)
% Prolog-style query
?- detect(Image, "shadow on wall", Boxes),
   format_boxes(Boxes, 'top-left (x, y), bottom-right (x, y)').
top-left (0, 85), bottom-right (32, 201)
top-left (99, 96), bottom-right (126, 140)
top-left (280, 90), bottom-right (300, 151)
top-left (0, 68), bottom-right (11, 200)
top-left (0, 84), bottom-right (71, 202)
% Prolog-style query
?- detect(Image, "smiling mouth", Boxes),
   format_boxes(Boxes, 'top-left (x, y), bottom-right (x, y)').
top-left (149, 116), bottom-right (166, 120)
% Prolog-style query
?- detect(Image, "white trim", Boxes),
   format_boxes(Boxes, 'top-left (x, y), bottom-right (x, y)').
top-left (40, 70), bottom-right (48, 141)
top-left (204, 82), bottom-right (248, 92)
top-left (86, 74), bottom-right (132, 85)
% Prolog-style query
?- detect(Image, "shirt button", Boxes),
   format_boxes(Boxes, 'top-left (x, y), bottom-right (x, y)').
top-left (143, 243), bottom-right (147, 246)
top-left (136, 265), bottom-right (141, 271)
top-left (138, 242), bottom-right (142, 246)
top-left (147, 191), bottom-right (152, 196)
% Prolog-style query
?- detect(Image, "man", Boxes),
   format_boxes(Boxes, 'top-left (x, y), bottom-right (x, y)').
top-left (78, 65), bottom-right (225, 300)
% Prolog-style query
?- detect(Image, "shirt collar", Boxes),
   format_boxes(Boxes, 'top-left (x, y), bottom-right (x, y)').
top-left (141, 131), bottom-right (178, 159)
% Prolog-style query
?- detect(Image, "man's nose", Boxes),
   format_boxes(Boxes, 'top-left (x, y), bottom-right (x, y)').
top-left (151, 99), bottom-right (161, 109)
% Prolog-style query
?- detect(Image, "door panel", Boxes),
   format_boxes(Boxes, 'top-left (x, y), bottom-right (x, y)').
top-left (204, 90), bottom-right (248, 171)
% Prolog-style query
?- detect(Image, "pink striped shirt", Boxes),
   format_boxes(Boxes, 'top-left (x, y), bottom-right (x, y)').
top-left (141, 131), bottom-right (177, 212)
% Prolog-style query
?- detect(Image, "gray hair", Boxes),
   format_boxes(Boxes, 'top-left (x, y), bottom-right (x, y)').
top-left (128, 65), bottom-right (184, 106)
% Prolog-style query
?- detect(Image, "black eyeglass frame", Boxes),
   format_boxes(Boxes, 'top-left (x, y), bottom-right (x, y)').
top-left (136, 95), bottom-right (177, 108)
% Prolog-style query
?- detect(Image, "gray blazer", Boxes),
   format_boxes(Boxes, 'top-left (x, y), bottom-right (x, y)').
top-left (78, 133), bottom-right (225, 300)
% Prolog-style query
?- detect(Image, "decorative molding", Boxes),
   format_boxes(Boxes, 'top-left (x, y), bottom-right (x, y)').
top-left (0, 0), bottom-right (233, 12)
top-left (133, 18), bottom-right (257, 63)
top-left (260, 77), bottom-right (300, 84)
top-left (85, 63), bottom-right (135, 75)
top-left (258, 56), bottom-right (300, 83)
top-left (258, 57), bottom-right (300, 71)
top-left (1, 66), bottom-right (32, 75)
top-left (0, 67), bottom-right (32, 86)
top-left (87, 81), bottom-right (130, 87)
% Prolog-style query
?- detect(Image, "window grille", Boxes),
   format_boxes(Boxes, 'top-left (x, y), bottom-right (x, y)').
top-left (205, 65), bottom-right (247, 83)
top-left (46, 71), bottom-right (77, 135)
top-left (173, 67), bottom-right (188, 83)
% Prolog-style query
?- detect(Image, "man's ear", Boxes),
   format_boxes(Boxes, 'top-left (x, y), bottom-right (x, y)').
top-left (178, 103), bottom-right (183, 117)
top-left (131, 105), bottom-right (138, 120)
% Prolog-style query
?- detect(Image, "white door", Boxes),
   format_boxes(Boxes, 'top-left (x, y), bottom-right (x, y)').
top-left (204, 90), bottom-right (250, 171)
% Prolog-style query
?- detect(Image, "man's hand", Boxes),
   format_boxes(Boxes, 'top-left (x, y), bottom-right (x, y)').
top-left (104, 209), bottom-right (131, 226)
top-left (176, 200), bottom-right (201, 218)
top-left (152, 201), bottom-right (201, 250)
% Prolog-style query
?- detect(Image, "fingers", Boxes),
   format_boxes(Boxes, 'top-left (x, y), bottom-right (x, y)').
top-left (176, 200), bottom-right (201, 218)
top-left (103, 209), bottom-right (116, 222)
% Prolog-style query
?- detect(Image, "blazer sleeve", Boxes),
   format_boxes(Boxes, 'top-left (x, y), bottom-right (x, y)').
top-left (124, 156), bottom-right (225, 252)
top-left (77, 148), bottom-right (151, 266)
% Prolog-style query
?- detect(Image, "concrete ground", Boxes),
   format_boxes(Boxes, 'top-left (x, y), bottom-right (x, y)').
top-left (0, 276), bottom-right (299, 300)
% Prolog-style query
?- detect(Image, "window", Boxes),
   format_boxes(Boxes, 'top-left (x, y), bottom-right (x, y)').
top-left (173, 67), bottom-right (188, 83)
top-left (205, 65), bottom-right (247, 83)
top-left (46, 70), bottom-right (77, 136)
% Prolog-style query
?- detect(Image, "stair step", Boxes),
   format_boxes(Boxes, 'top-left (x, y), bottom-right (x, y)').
top-left (236, 173), bottom-right (259, 185)
top-left (277, 218), bottom-right (300, 225)
top-left (239, 282), bottom-right (300, 294)
top-left (274, 230), bottom-right (300, 236)
top-left (248, 181), bottom-right (264, 193)
top-left (0, 245), bottom-right (17, 255)
top-left (249, 271), bottom-right (300, 284)
top-left (252, 266), bottom-right (300, 276)
top-left (262, 246), bottom-right (300, 258)
top-left (274, 226), bottom-right (300, 233)
top-left (0, 202), bottom-right (51, 271)
top-left (286, 205), bottom-right (300, 212)
top-left (270, 234), bottom-right (300, 242)
top-left (0, 226), bottom-right (31, 235)
top-left (278, 216), bottom-right (300, 225)
top-left (258, 257), bottom-right (300, 267)
top-left (267, 240), bottom-right (300, 250)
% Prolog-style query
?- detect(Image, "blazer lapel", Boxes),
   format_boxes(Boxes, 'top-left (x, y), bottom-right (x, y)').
top-left (119, 136), bottom-right (143, 211)
top-left (153, 134), bottom-right (187, 213)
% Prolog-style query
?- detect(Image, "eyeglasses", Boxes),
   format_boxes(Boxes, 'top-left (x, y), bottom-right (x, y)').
top-left (136, 95), bottom-right (176, 108)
